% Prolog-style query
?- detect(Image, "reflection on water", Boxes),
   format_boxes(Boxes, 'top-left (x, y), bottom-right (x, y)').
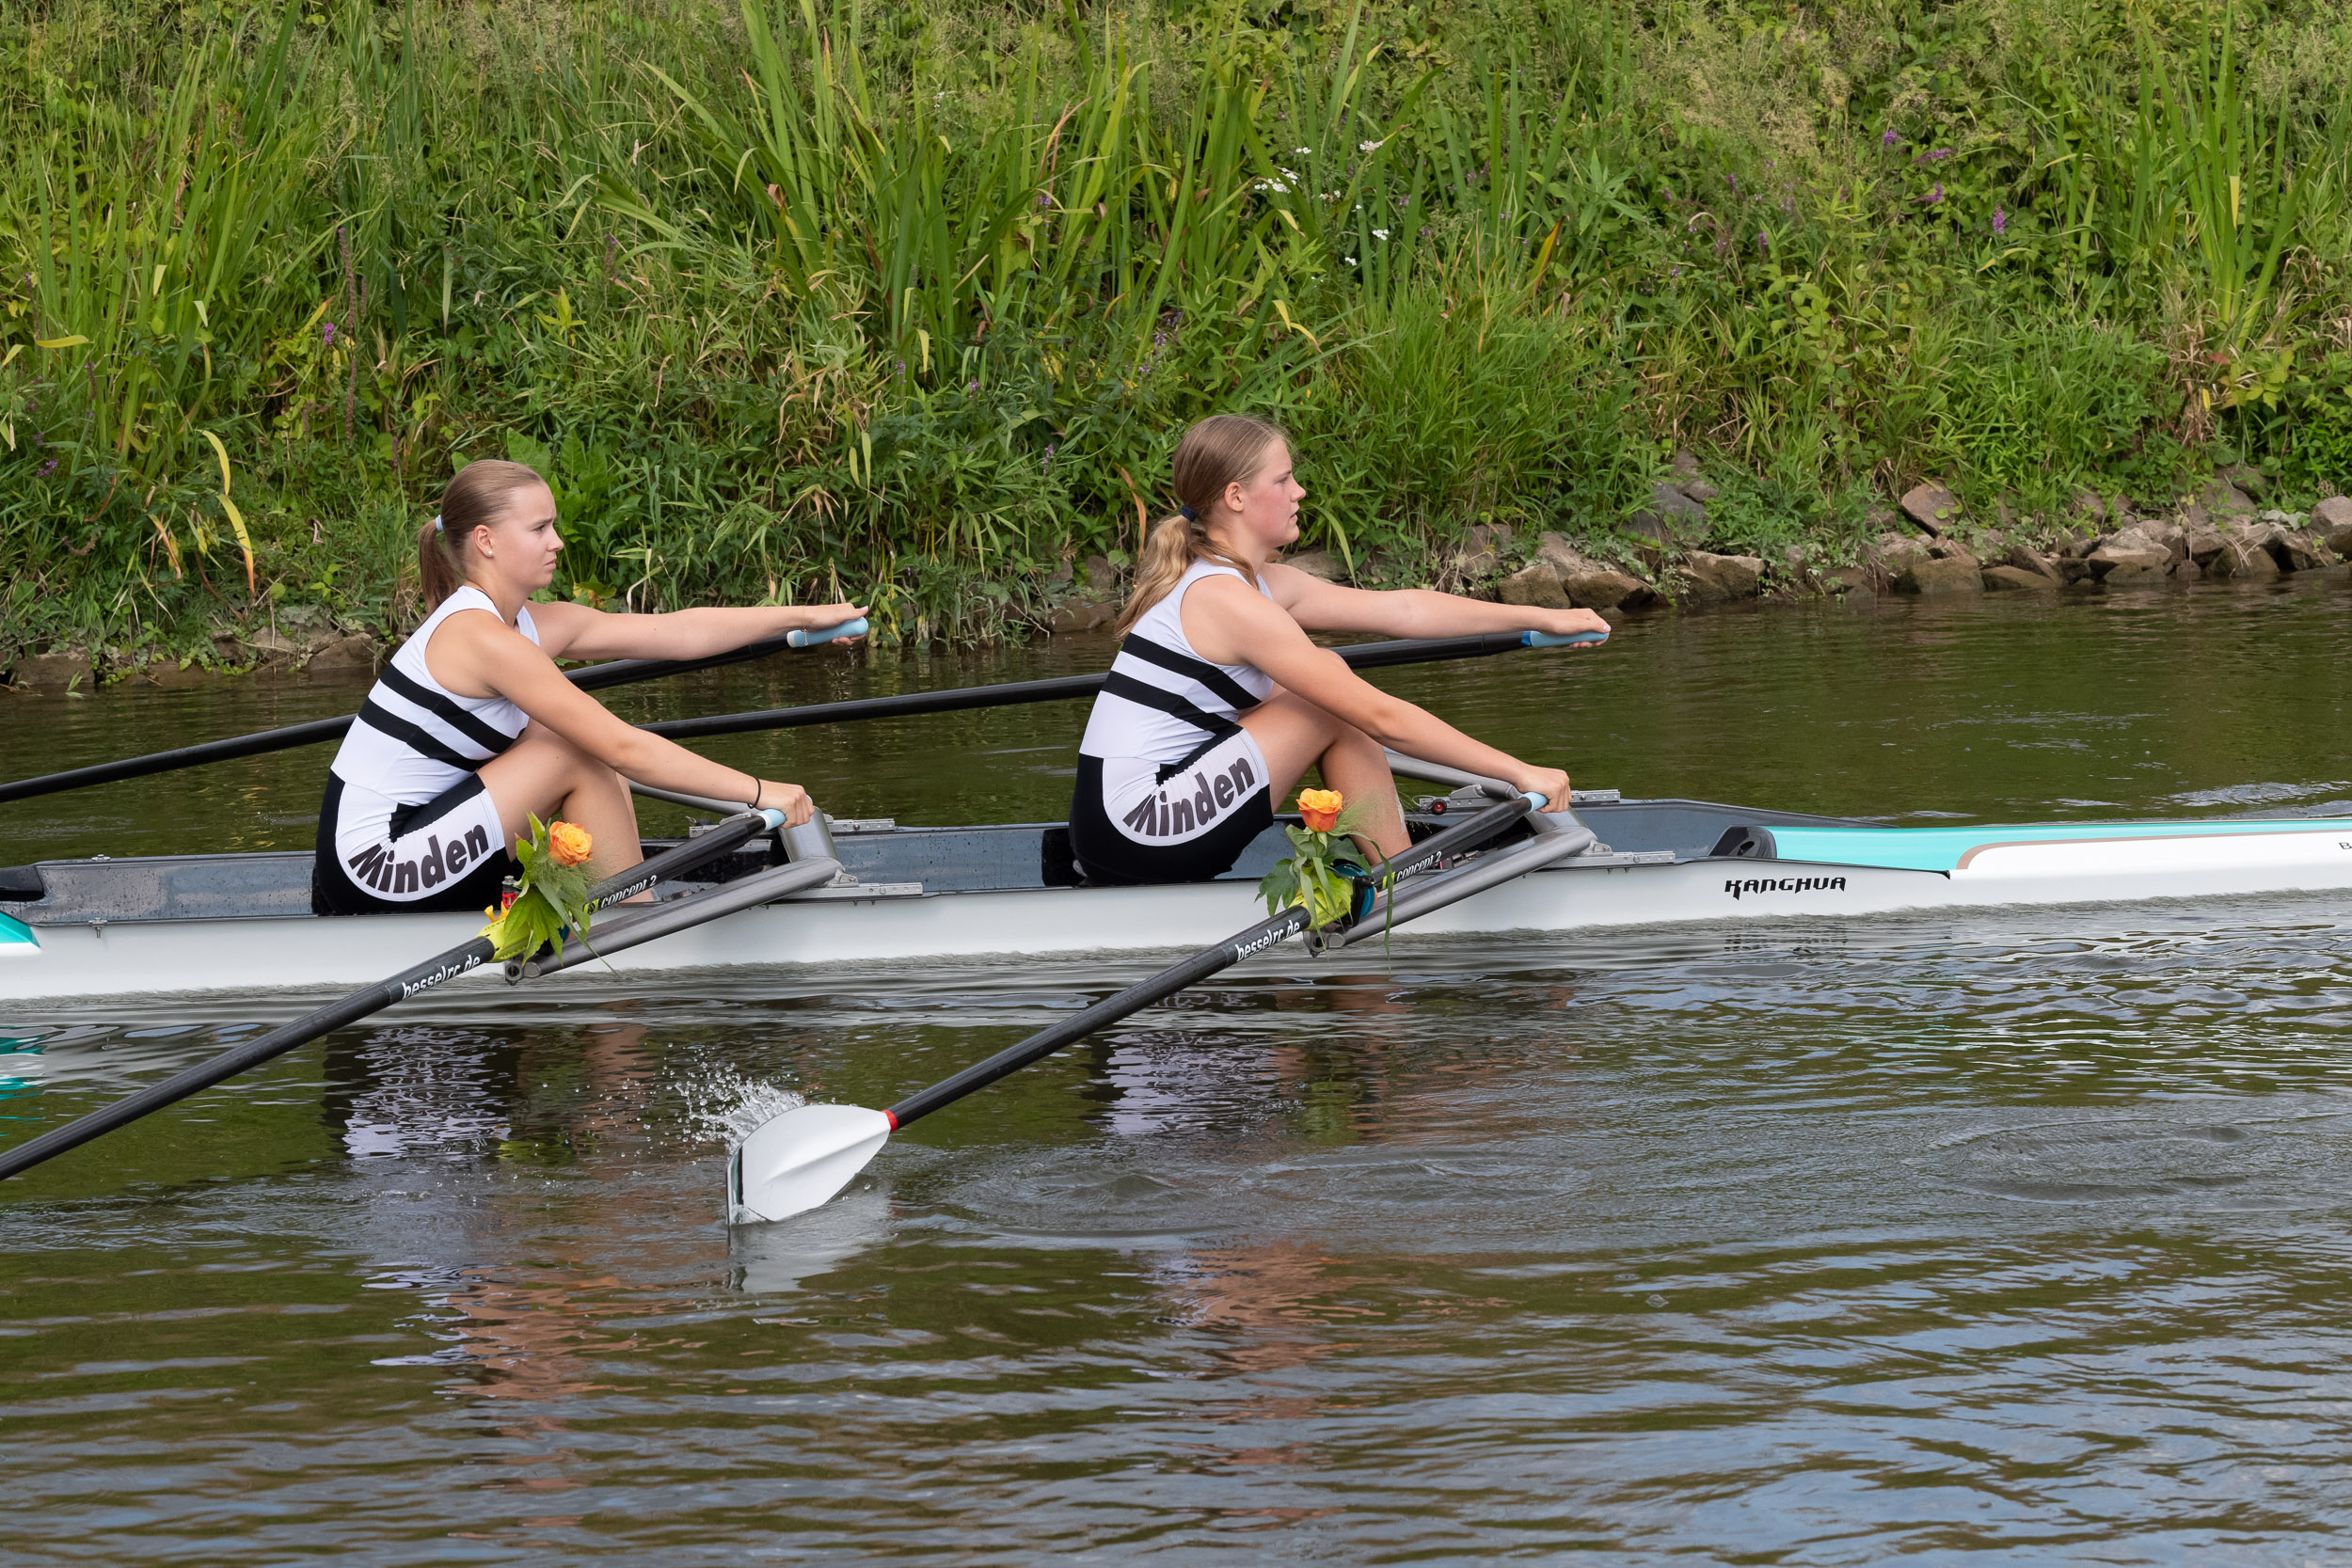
top-left (6, 580), bottom-right (2352, 1560)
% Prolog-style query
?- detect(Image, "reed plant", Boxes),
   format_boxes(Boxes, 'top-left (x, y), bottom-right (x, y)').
top-left (1, 0), bottom-right (2348, 668)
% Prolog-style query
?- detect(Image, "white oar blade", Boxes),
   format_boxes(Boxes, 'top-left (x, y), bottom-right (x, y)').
top-left (728, 1103), bottom-right (894, 1225)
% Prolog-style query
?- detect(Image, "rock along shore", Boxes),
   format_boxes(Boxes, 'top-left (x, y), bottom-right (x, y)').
top-left (1025, 457), bottom-right (2352, 642)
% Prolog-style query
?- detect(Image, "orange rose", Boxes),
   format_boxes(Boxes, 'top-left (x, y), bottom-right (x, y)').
top-left (1296, 788), bottom-right (1343, 833)
top-left (548, 820), bottom-right (594, 867)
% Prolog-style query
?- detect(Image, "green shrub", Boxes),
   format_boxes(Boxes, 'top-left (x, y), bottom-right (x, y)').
top-left (2, 0), bottom-right (2348, 664)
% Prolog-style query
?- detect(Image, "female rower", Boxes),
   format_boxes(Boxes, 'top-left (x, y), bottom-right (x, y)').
top-left (313, 458), bottom-right (864, 915)
top-left (1066, 414), bottom-right (1607, 885)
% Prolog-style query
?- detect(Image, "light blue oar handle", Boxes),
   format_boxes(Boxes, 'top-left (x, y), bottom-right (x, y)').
top-left (1521, 627), bottom-right (1608, 648)
top-left (787, 617), bottom-right (868, 648)
top-left (1521, 790), bottom-right (1549, 811)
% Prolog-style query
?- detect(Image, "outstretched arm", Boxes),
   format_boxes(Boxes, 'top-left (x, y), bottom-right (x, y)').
top-left (430, 611), bottom-right (817, 820)
top-left (529, 598), bottom-right (867, 663)
top-left (1261, 563), bottom-right (1608, 643)
top-left (1182, 577), bottom-right (1577, 810)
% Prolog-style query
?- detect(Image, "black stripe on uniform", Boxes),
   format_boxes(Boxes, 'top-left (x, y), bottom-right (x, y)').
top-left (1153, 724), bottom-right (1239, 784)
top-left (374, 664), bottom-right (519, 757)
top-left (386, 771), bottom-right (491, 840)
top-left (1099, 673), bottom-right (1240, 738)
top-left (1115, 634), bottom-right (1262, 714)
top-left (352, 700), bottom-right (488, 773)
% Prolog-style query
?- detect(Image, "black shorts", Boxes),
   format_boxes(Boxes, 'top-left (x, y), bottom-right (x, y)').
top-left (312, 771), bottom-right (514, 916)
top-left (1067, 730), bottom-right (1276, 885)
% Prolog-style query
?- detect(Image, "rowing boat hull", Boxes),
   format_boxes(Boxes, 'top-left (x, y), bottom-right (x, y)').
top-left (8, 816), bottom-right (2350, 1004)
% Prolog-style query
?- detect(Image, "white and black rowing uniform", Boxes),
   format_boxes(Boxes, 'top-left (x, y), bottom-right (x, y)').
top-left (312, 584), bottom-right (528, 915)
top-left (1067, 560), bottom-right (1278, 883)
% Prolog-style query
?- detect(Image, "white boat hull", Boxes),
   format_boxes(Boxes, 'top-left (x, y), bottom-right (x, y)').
top-left (8, 823), bottom-right (2351, 1005)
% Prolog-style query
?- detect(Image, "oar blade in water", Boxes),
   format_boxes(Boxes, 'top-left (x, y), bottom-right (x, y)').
top-left (729, 1103), bottom-right (895, 1224)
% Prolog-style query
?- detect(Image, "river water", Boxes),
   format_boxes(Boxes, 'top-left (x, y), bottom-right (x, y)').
top-left (5, 580), bottom-right (2352, 1563)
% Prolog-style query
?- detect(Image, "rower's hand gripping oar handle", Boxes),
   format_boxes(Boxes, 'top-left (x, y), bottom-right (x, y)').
top-left (1384, 750), bottom-right (1515, 800)
top-left (786, 616), bottom-right (867, 648)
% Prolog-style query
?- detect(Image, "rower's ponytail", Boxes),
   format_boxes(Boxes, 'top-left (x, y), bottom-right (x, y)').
top-left (1113, 414), bottom-right (1288, 637)
top-left (416, 458), bottom-right (546, 616)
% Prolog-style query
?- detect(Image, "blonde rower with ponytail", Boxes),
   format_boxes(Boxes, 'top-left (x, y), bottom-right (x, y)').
top-left (312, 458), bottom-right (866, 916)
top-left (1066, 414), bottom-right (1606, 885)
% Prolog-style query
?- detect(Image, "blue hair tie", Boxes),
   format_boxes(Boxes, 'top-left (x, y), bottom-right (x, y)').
top-left (1179, 504), bottom-right (1198, 522)
top-left (432, 515), bottom-right (443, 533)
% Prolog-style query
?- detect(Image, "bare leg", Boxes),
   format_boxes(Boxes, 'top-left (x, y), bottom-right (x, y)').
top-left (475, 724), bottom-right (646, 892)
top-left (1238, 689), bottom-right (1408, 859)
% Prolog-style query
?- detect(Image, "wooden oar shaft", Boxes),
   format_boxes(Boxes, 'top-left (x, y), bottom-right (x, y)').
top-left (0, 809), bottom-right (782, 1183)
top-left (884, 791), bottom-right (1537, 1131)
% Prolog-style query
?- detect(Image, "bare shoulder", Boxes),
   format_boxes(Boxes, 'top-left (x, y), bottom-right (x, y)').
top-left (422, 601), bottom-right (547, 698)
top-left (1256, 561), bottom-right (1320, 604)
top-left (1180, 567), bottom-right (1310, 665)
top-left (521, 596), bottom-right (595, 656)
top-left (429, 601), bottom-right (520, 650)
top-left (1185, 568), bottom-right (1292, 627)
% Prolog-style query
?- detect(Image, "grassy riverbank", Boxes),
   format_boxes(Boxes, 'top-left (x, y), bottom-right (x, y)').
top-left (3, 0), bottom-right (2350, 672)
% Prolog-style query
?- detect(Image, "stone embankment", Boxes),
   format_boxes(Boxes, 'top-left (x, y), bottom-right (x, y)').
top-left (3, 605), bottom-right (380, 693)
top-left (983, 459), bottom-right (2352, 645)
top-left (10, 459), bottom-right (2350, 691)
top-left (1470, 458), bottom-right (2352, 616)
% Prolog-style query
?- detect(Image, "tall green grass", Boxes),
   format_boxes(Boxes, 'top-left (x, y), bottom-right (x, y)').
top-left (1, 0), bottom-right (2348, 664)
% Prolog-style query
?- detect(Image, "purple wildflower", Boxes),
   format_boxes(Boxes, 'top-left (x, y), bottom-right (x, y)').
top-left (1756, 229), bottom-right (1770, 254)
top-left (1993, 205), bottom-right (2007, 234)
top-left (323, 321), bottom-right (336, 347)
top-left (36, 458), bottom-right (56, 478)
top-left (1882, 128), bottom-right (1899, 149)
top-left (1927, 182), bottom-right (1944, 204)
top-left (1727, 173), bottom-right (1738, 192)
top-left (967, 378), bottom-right (978, 393)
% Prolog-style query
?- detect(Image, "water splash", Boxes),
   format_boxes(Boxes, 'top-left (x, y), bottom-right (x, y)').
top-left (674, 1065), bottom-right (804, 1150)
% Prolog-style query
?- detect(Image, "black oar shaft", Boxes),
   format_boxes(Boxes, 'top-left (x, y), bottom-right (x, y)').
top-left (643, 631), bottom-right (1528, 743)
top-left (885, 791), bottom-right (1536, 1131)
top-left (0, 631), bottom-right (1528, 805)
top-left (0, 632), bottom-right (819, 806)
top-left (0, 715), bottom-right (359, 804)
top-left (0, 811), bottom-right (779, 1182)
top-left (887, 905), bottom-right (1314, 1130)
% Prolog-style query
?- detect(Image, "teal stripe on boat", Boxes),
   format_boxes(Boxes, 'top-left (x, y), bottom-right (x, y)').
top-left (0, 910), bottom-right (35, 946)
top-left (1770, 818), bottom-right (2352, 874)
